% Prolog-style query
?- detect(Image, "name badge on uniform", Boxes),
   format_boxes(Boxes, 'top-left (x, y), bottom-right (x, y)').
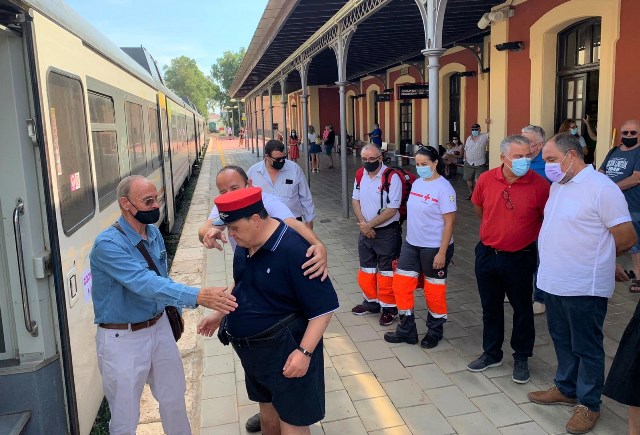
top-left (286, 179), bottom-right (293, 184)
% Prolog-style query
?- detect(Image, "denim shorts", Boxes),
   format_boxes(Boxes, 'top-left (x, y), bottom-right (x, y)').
top-left (232, 317), bottom-right (325, 426)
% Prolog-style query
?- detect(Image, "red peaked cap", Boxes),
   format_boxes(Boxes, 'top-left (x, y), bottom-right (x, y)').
top-left (214, 187), bottom-right (265, 224)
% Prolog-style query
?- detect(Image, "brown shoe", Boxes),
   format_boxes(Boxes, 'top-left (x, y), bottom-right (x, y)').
top-left (566, 405), bottom-right (600, 434)
top-left (528, 385), bottom-right (577, 406)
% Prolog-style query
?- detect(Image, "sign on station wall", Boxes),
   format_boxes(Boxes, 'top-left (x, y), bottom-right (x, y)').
top-left (376, 93), bottom-right (392, 102)
top-left (397, 83), bottom-right (429, 99)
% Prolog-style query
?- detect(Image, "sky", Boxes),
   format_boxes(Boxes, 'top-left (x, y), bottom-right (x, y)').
top-left (64, 0), bottom-right (267, 75)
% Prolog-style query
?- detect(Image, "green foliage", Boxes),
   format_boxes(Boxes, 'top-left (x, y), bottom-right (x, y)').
top-left (90, 398), bottom-right (110, 435)
top-left (163, 56), bottom-right (218, 116)
top-left (210, 47), bottom-right (246, 119)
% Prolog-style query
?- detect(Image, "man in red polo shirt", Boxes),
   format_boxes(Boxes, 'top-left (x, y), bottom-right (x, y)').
top-left (467, 135), bottom-right (550, 384)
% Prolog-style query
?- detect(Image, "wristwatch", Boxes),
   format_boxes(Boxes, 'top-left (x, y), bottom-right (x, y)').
top-left (297, 346), bottom-right (313, 357)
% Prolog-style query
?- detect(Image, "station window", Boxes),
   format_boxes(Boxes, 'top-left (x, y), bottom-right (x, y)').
top-left (149, 108), bottom-right (161, 169)
top-left (125, 101), bottom-right (147, 175)
top-left (88, 92), bottom-right (120, 209)
top-left (47, 71), bottom-right (95, 235)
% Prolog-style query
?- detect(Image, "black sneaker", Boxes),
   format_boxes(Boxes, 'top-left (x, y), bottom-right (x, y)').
top-left (420, 333), bottom-right (441, 349)
top-left (352, 300), bottom-right (381, 315)
top-left (467, 354), bottom-right (502, 372)
top-left (245, 413), bottom-right (261, 433)
top-left (379, 307), bottom-right (398, 326)
top-left (512, 359), bottom-right (530, 384)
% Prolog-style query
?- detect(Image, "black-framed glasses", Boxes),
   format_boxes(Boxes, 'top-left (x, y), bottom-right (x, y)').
top-left (361, 157), bottom-right (381, 163)
top-left (471, 128), bottom-right (480, 131)
top-left (502, 188), bottom-right (514, 210)
top-left (127, 195), bottom-right (161, 207)
top-left (269, 155), bottom-right (286, 163)
top-left (622, 130), bottom-right (639, 136)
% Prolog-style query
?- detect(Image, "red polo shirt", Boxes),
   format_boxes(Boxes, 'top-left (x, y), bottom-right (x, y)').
top-left (472, 166), bottom-right (550, 252)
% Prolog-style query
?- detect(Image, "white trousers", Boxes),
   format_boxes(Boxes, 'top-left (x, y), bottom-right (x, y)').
top-left (96, 313), bottom-right (191, 435)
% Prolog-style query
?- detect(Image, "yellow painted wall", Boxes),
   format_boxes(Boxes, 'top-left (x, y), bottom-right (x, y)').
top-left (488, 19), bottom-right (509, 167)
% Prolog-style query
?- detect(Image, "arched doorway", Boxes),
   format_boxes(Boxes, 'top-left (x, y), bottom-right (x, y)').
top-left (449, 74), bottom-right (461, 141)
top-left (555, 18), bottom-right (601, 162)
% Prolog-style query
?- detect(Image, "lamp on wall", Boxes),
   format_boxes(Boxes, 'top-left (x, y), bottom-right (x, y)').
top-left (477, 6), bottom-right (515, 29)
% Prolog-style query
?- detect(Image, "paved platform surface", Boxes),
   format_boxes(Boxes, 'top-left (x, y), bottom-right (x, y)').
top-left (195, 137), bottom-right (638, 435)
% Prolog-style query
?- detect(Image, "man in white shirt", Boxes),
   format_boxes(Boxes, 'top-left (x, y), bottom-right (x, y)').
top-left (247, 140), bottom-right (316, 229)
top-left (528, 133), bottom-right (636, 435)
top-left (463, 123), bottom-right (489, 199)
top-left (351, 145), bottom-right (402, 326)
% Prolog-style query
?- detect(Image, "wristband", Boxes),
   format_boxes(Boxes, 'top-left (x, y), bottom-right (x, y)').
top-left (297, 346), bottom-right (313, 357)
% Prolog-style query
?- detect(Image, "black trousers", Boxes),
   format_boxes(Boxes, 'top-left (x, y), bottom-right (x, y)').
top-left (475, 241), bottom-right (537, 362)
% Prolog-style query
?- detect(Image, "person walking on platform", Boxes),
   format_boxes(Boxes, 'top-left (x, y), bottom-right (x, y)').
top-left (462, 123), bottom-right (489, 199)
top-left (288, 129), bottom-right (301, 163)
top-left (90, 175), bottom-right (238, 435)
top-left (198, 187), bottom-right (339, 435)
top-left (308, 125), bottom-right (321, 172)
top-left (351, 144), bottom-right (402, 325)
top-left (365, 123), bottom-right (383, 148)
top-left (467, 135), bottom-right (550, 385)
top-left (384, 146), bottom-right (456, 349)
top-left (521, 124), bottom-right (550, 316)
top-left (247, 140), bottom-right (316, 229)
top-left (324, 125), bottom-right (336, 169)
top-left (528, 133), bottom-right (636, 435)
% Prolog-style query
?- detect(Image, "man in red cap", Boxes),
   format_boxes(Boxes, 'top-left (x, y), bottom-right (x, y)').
top-left (198, 187), bottom-right (338, 434)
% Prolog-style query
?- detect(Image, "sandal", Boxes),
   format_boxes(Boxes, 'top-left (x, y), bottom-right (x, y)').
top-left (630, 279), bottom-right (640, 294)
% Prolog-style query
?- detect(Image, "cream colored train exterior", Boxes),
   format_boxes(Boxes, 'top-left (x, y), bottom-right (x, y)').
top-left (0, 1), bottom-right (205, 434)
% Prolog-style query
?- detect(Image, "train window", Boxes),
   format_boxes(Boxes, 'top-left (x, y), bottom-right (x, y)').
top-left (149, 108), bottom-right (161, 170)
top-left (125, 101), bottom-right (147, 175)
top-left (161, 108), bottom-right (169, 161)
top-left (171, 114), bottom-right (178, 153)
top-left (89, 92), bottom-right (120, 208)
top-left (47, 71), bottom-right (95, 235)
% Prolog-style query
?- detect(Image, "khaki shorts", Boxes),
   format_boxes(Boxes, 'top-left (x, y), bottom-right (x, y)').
top-left (463, 162), bottom-right (487, 181)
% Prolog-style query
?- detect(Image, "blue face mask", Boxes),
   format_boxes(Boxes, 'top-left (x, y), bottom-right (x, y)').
top-left (471, 130), bottom-right (480, 137)
top-left (506, 157), bottom-right (531, 177)
top-left (416, 165), bottom-right (433, 179)
top-left (570, 127), bottom-right (578, 136)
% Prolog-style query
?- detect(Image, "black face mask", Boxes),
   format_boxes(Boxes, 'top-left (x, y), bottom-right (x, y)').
top-left (364, 160), bottom-right (380, 173)
top-left (272, 159), bottom-right (285, 170)
top-left (622, 136), bottom-right (638, 147)
top-left (131, 204), bottom-right (160, 225)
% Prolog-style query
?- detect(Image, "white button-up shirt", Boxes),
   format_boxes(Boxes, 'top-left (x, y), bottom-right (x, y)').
top-left (247, 160), bottom-right (316, 222)
top-left (464, 133), bottom-right (489, 166)
top-left (537, 166), bottom-right (631, 298)
top-left (352, 163), bottom-right (402, 227)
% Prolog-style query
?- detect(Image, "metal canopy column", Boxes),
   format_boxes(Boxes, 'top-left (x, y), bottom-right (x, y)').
top-left (280, 76), bottom-right (288, 151)
top-left (331, 24), bottom-right (356, 219)
top-left (297, 59), bottom-right (311, 185)
top-left (268, 87), bottom-right (275, 140)
top-left (424, 49), bottom-right (445, 148)
top-left (259, 92), bottom-right (265, 157)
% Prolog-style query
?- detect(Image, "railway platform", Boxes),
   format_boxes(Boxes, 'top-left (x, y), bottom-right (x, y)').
top-left (162, 136), bottom-right (636, 435)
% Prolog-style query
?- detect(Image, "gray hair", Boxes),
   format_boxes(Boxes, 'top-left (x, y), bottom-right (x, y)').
top-left (521, 124), bottom-right (546, 142)
top-left (499, 135), bottom-right (531, 155)
top-left (361, 144), bottom-right (382, 156)
top-left (117, 175), bottom-right (145, 200)
top-left (550, 133), bottom-right (584, 160)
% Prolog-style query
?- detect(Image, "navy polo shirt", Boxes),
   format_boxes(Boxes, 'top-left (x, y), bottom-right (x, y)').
top-left (226, 220), bottom-right (339, 338)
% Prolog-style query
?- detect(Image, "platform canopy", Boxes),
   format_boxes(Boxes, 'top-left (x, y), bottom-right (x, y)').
top-left (230, 0), bottom-right (505, 97)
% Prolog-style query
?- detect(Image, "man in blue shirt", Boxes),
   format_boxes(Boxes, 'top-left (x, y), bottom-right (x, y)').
top-left (521, 124), bottom-right (549, 316)
top-left (366, 123), bottom-right (383, 147)
top-left (198, 187), bottom-right (338, 435)
top-left (91, 175), bottom-right (237, 435)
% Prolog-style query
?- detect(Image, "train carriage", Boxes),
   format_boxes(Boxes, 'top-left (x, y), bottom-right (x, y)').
top-left (0, 0), bottom-right (204, 433)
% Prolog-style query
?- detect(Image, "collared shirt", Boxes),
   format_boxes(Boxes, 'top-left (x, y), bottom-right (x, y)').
top-left (226, 220), bottom-right (339, 338)
top-left (208, 191), bottom-right (294, 251)
top-left (472, 166), bottom-right (550, 252)
top-left (530, 152), bottom-right (550, 182)
top-left (247, 160), bottom-right (316, 222)
top-left (464, 133), bottom-right (489, 165)
top-left (352, 163), bottom-right (402, 227)
top-left (90, 216), bottom-right (199, 324)
top-left (538, 166), bottom-right (631, 298)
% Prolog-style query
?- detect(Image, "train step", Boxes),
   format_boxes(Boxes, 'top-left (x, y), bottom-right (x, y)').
top-left (0, 411), bottom-right (31, 435)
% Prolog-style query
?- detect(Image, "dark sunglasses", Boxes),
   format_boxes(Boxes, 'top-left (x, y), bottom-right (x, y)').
top-left (269, 155), bottom-right (286, 163)
top-left (622, 130), bottom-right (639, 136)
top-left (502, 188), bottom-right (514, 210)
top-left (471, 128), bottom-right (480, 131)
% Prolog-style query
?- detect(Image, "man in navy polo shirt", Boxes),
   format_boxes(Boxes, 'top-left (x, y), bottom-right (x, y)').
top-left (198, 187), bottom-right (338, 434)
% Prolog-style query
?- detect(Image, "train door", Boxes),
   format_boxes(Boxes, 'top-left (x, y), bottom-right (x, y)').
top-left (158, 94), bottom-right (176, 231)
top-left (0, 20), bottom-right (69, 434)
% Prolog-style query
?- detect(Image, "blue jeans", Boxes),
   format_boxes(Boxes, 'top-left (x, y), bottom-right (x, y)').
top-left (545, 293), bottom-right (608, 412)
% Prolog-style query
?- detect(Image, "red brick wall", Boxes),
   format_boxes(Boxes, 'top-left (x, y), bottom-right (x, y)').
top-left (318, 87), bottom-right (340, 132)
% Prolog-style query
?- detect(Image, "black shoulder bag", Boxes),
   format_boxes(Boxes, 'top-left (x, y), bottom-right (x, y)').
top-left (113, 223), bottom-right (184, 341)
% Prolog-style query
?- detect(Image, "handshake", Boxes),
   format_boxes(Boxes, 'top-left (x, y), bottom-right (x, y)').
top-left (196, 286), bottom-right (237, 313)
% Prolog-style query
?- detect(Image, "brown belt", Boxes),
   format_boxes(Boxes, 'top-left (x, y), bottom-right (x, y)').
top-left (99, 312), bottom-right (163, 332)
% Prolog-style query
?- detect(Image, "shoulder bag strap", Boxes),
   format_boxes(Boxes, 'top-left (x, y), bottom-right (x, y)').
top-left (112, 223), bottom-right (161, 276)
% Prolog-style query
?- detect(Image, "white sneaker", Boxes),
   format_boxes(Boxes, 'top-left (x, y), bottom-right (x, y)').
top-left (533, 301), bottom-right (546, 315)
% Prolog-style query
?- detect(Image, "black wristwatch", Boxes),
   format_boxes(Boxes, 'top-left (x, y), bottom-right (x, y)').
top-left (297, 346), bottom-right (313, 357)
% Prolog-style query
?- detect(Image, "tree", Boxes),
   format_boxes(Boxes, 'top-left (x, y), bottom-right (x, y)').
top-left (163, 56), bottom-right (218, 116)
top-left (210, 48), bottom-right (246, 132)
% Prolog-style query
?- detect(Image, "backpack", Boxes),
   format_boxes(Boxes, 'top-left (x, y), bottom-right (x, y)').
top-left (355, 166), bottom-right (417, 224)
